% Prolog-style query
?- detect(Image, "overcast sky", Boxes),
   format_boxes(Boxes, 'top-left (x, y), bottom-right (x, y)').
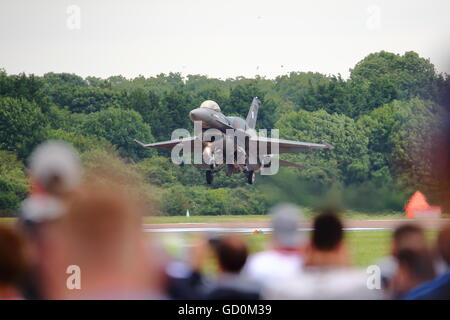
top-left (0, 0), bottom-right (449, 79)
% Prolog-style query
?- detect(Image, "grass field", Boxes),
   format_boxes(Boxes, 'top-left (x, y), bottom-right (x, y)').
top-left (2, 212), bottom-right (440, 273)
top-left (0, 217), bottom-right (16, 225)
top-left (346, 229), bottom-right (437, 266)
top-left (1, 211), bottom-right (406, 226)
top-left (143, 211), bottom-right (406, 224)
top-left (2, 211), bottom-right (440, 270)
top-left (155, 229), bottom-right (439, 274)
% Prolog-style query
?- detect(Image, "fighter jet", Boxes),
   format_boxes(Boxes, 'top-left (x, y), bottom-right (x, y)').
top-left (135, 98), bottom-right (333, 185)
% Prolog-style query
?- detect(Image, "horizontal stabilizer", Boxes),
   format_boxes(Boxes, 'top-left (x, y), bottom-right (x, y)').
top-left (246, 97), bottom-right (261, 129)
top-left (279, 159), bottom-right (305, 169)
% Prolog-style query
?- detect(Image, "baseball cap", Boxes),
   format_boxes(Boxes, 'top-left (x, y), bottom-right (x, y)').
top-left (28, 140), bottom-right (81, 195)
top-left (270, 203), bottom-right (306, 248)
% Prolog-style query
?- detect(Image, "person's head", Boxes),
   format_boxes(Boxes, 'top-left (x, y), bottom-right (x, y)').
top-left (214, 235), bottom-right (248, 274)
top-left (306, 211), bottom-right (348, 267)
top-left (379, 224), bottom-right (429, 291)
top-left (392, 224), bottom-right (428, 255)
top-left (270, 203), bottom-right (306, 249)
top-left (312, 211), bottom-right (343, 251)
top-left (0, 225), bottom-right (29, 299)
top-left (49, 186), bottom-right (153, 299)
top-left (21, 141), bottom-right (81, 236)
top-left (392, 249), bottom-right (436, 297)
top-left (437, 222), bottom-right (450, 267)
top-left (28, 140), bottom-right (81, 198)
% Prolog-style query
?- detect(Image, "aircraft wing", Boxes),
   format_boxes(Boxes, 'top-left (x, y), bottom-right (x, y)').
top-left (134, 137), bottom-right (199, 150)
top-left (251, 137), bottom-right (333, 154)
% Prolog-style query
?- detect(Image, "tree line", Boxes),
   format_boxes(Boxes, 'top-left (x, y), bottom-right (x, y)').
top-left (1, 50), bottom-right (449, 215)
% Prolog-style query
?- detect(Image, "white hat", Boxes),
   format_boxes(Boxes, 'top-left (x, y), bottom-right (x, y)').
top-left (28, 140), bottom-right (81, 194)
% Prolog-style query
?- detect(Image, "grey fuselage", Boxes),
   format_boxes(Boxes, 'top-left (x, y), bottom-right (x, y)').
top-left (189, 107), bottom-right (248, 131)
top-left (188, 106), bottom-right (260, 173)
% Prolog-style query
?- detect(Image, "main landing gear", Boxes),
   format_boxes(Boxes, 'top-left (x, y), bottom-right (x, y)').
top-left (246, 170), bottom-right (255, 184)
top-left (206, 170), bottom-right (214, 184)
top-left (206, 168), bottom-right (255, 185)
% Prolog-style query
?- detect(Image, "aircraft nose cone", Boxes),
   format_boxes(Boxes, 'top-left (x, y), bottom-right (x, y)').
top-left (189, 109), bottom-right (200, 121)
top-left (189, 110), bottom-right (196, 121)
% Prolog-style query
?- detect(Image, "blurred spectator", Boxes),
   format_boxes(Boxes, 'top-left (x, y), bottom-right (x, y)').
top-left (27, 141), bottom-right (81, 198)
top-left (263, 211), bottom-right (380, 299)
top-left (242, 203), bottom-right (306, 285)
top-left (21, 140), bottom-right (82, 228)
top-left (51, 187), bottom-right (163, 299)
top-left (203, 235), bottom-right (260, 299)
top-left (403, 222), bottom-right (450, 300)
top-left (165, 234), bottom-right (260, 300)
top-left (164, 236), bottom-right (211, 300)
top-left (393, 224), bottom-right (429, 253)
top-left (0, 225), bottom-right (29, 299)
top-left (377, 224), bottom-right (429, 290)
top-left (390, 249), bottom-right (436, 299)
top-left (18, 141), bottom-right (82, 299)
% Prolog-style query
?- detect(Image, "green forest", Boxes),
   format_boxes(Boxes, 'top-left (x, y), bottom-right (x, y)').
top-left (1, 51), bottom-right (450, 216)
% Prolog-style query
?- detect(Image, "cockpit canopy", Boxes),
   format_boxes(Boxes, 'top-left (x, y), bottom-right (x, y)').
top-left (200, 100), bottom-right (221, 112)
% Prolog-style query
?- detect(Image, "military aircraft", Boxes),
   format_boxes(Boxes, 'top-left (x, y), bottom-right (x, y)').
top-left (135, 98), bottom-right (333, 185)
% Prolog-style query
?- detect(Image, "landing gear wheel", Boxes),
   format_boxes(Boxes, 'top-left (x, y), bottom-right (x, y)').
top-left (206, 170), bottom-right (214, 185)
top-left (226, 164), bottom-right (233, 176)
top-left (246, 170), bottom-right (255, 184)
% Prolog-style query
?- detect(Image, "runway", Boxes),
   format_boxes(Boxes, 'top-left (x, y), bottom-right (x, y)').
top-left (142, 218), bottom-right (449, 234)
top-left (144, 227), bottom-right (390, 233)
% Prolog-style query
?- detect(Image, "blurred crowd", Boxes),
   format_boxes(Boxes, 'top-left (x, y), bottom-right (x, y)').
top-left (0, 141), bottom-right (450, 300)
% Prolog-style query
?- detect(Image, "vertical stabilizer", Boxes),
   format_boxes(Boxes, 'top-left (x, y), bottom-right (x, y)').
top-left (246, 97), bottom-right (261, 129)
